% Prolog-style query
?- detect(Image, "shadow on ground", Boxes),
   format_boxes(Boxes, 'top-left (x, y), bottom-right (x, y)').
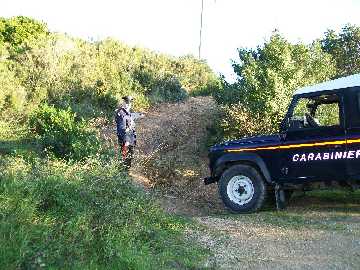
top-left (0, 138), bottom-right (39, 156)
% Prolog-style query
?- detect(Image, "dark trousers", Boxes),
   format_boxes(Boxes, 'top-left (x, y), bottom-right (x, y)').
top-left (118, 138), bottom-right (134, 168)
top-left (122, 144), bottom-right (134, 168)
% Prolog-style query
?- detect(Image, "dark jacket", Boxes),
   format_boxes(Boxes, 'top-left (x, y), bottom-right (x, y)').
top-left (115, 107), bottom-right (136, 146)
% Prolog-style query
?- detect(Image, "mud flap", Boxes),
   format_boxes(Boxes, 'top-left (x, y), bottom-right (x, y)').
top-left (275, 184), bottom-right (286, 210)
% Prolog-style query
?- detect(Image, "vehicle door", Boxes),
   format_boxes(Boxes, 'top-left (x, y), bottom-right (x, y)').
top-left (279, 91), bottom-right (347, 183)
top-left (344, 87), bottom-right (360, 179)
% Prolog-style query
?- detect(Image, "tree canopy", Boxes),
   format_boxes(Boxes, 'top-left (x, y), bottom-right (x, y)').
top-left (321, 24), bottom-right (360, 78)
top-left (0, 16), bottom-right (219, 118)
top-left (216, 26), bottom-right (360, 140)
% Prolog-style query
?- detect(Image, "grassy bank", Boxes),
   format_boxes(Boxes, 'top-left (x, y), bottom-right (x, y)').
top-left (0, 156), bottom-right (208, 269)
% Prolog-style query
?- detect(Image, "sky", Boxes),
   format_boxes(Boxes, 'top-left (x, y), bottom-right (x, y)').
top-left (2, 0), bottom-right (360, 80)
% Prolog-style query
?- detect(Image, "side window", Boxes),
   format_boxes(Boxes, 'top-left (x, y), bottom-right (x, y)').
top-left (288, 94), bottom-right (340, 130)
top-left (293, 98), bottom-right (311, 119)
top-left (314, 103), bottom-right (339, 126)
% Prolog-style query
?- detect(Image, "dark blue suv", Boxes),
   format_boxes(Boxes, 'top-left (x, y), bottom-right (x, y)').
top-left (205, 74), bottom-right (360, 213)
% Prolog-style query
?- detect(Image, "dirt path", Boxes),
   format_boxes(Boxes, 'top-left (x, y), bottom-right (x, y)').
top-left (193, 213), bottom-right (360, 269)
top-left (128, 97), bottom-right (360, 269)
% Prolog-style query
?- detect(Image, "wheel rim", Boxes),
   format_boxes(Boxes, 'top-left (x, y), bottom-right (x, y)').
top-left (227, 175), bottom-right (254, 206)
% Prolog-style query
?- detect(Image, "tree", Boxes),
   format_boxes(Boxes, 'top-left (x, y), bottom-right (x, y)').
top-left (217, 32), bottom-right (336, 139)
top-left (0, 16), bottom-right (48, 56)
top-left (321, 25), bottom-right (360, 77)
top-left (232, 33), bottom-right (335, 123)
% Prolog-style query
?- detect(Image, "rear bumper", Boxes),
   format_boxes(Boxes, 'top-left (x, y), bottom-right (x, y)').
top-left (204, 176), bottom-right (217, 185)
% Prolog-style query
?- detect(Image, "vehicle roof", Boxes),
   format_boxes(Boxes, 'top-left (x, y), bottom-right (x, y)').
top-left (294, 73), bottom-right (360, 95)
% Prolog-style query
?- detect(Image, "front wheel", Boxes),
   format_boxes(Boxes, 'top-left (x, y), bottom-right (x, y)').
top-left (218, 165), bottom-right (267, 213)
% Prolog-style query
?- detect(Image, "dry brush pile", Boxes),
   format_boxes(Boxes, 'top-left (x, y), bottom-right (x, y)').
top-left (132, 96), bottom-right (219, 199)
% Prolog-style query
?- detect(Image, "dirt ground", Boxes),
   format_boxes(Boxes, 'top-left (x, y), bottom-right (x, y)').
top-left (125, 97), bottom-right (360, 270)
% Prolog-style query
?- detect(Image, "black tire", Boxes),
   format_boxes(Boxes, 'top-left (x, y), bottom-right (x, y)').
top-left (218, 165), bottom-right (267, 213)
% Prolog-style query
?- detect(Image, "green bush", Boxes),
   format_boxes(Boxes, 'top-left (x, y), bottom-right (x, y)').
top-left (0, 16), bottom-right (48, 55)
top-left (29, 104), bottom-right (100, 160)
top-left (0, 157), bottom-right (206, 269)
top-left (212, 77), bottom-right (242, 104)
top-left (214, 32), bottom-right (336, 140)
top-left (0, 17), bottom-right (220, 119)
top-left (0, 61), bottom-right (27, 112)
top-left (150, 75), bottom-right (188, 103)
top-left (220, 103), bottom-right (277, 140)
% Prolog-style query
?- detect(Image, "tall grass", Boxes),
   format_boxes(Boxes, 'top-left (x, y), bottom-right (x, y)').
top-left (0, 156), bottom-right (207, 269)
top-left (0, 17), bottom-right (214, 269)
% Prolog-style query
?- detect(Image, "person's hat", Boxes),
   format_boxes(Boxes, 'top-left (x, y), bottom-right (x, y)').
top-left (122, 95), bottom-right (134, 103)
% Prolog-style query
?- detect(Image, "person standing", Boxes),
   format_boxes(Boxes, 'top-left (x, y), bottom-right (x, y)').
top-left (115, 96), bottom-right (143, 168)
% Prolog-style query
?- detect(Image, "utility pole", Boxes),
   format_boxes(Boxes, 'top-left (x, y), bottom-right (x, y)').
top-left (198, 0), bottom-right (204, 59)
top-left (198, 0), bottom-right (216, 59)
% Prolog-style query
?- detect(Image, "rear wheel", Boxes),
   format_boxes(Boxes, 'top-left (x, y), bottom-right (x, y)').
top-left (218, 165), bottom-right (267, 213)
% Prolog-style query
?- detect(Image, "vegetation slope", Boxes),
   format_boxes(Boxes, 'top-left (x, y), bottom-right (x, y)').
top-left (2, 15), bottom-right (360, 269)
top-left (0, 16), bottom-right (218, 269)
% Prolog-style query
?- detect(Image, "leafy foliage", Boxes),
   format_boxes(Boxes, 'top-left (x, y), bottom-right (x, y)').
top-left (0, 16), bottom-right (48, 55)
top-left (29, 105), bottom-right (100, 160)
top-left (220, 103), bottom-right (276, 140)
top-left (232, 33), bottom-right (334, 121)
top-left (214, 32), bottom-right (336, 140)
top-left (0, 157), bottom-right (206, 269)
top-left (149, 75), bottom-right (188, 103)
top-left (0, 61), bottom-right (26, 112)
top-left (0, 14), bottom-right (220, 170)
top-left (0, 16), bottom-right (219, 120)
top-left (214, 26), bottom-right (360, 141)
top-left (322, 25), bottom-right (360, 77)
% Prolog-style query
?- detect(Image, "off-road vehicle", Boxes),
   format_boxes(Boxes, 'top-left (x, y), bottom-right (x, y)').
top-left (205, 73), bottom-right (360, 213)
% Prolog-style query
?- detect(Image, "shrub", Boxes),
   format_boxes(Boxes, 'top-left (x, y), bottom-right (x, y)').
top-left (29, 104), bottom-right (100, 160)
top-left (0, 17), bottom-right (220, 119)
top-left (0, 157), bottom-right (207, 269)
top-left (213, 32), bottom-right (336, 140)
top-left (212, 77), bottom-right (242, 104)
top-left (149, 75), bottom-right (188, 103)
top-left (0, 16), bottom-right (48, 55)
top-left (0, 61), bottom-right (27, 112)
top-left (220, 103), bottom-right (277, 141)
